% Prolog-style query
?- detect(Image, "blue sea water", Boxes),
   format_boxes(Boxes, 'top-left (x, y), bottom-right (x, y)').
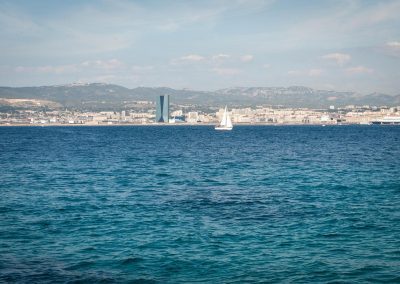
top-left (0, 125), bottom-right (399, 283)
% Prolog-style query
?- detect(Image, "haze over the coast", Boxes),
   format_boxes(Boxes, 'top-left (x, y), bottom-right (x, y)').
top-left (0, 0), bottom-right (399, 95)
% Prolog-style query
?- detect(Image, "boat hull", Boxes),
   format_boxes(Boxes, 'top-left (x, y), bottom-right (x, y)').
top-left (215, 126), bottom-right (233, 131)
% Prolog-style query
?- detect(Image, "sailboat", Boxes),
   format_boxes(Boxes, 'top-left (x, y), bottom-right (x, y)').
top-left (215, 106), bottom-right (233, 131)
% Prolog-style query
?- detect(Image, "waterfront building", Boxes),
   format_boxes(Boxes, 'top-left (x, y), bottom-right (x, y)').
top-left (187, 112), bottom-right (199, 123)
top-left (155, 95), bottom-right (169, 123)
top-left (171, 110), bottom-right (183, 117)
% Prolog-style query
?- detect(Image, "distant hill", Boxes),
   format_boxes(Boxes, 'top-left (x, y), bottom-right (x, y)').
top-left (216, 86), bottom-right (400, 108)
top-left (0, 83), bottom-right (399, 110)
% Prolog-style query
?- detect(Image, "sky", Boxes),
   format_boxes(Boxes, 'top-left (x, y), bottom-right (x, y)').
top-left (0, 0), bottom-right (399, 94)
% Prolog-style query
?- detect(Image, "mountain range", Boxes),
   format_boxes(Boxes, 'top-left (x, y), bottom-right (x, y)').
top-left (0, 83), bottom-right (399, 110)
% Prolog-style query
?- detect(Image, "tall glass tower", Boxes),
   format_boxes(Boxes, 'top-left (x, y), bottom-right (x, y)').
top-left (155, 95), bottom-right (169, 123)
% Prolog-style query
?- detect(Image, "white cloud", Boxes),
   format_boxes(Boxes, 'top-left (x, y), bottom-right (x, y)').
top-left (322, 53), bottom-right (351, 66)
top-left (170, 54), bottom-right (207, 65)
top-left (288, 1), bottom-right (400, 45)
top-left (288, 70), bottom-right (302, 76)
top-left (288, 69), bottom-right (323, 77)
top-left (386, 41), bottom-right (400, 49)
top-left (240, 55), bottom-right (254, 62)
top-left (0, 2), bottom-right (139, 57)
top-left (81, 59), bottom-right (124, 70)
top-left (156, 21), bottom-right (179, 32)
top-left (131, 65), bottom-right (154, 72)
top-left (15, 64), bottom-right (78, 74)
top-left (212, 67), bottom-right (241, 76)
top-left (308, 69), bottom-right (323, 77)
top-left (346, 66), bottom-right (374, 74)
top-left (2, 1), bottom-right (398, 93)
top-left (152, 0), bottom-right (276, 35)
top-left (0, 9), bottom-right (41, 35)
top-left (384, 41), bottom-right (400, 57)
top-left (180, 54), bottom-right (205, 62)
top-left (212, 54), bottom-right (231, 60)
top-left (348, 1), bottom-right (400, 29)
top-left (173, 53), bottom-right (255, 66)
top-left (14, 59), bottom-right (126, 74)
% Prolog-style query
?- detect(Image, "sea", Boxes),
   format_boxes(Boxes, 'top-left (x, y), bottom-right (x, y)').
top-left (0, 125), bottom-right (399, 283)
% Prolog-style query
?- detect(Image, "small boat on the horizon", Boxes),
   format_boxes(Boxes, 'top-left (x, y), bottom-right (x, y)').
top-left (215, 106), bottom-right (233, 131)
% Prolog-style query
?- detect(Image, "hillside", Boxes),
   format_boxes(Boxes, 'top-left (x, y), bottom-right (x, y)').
top-left (0, 83), bottom-right (398, 110)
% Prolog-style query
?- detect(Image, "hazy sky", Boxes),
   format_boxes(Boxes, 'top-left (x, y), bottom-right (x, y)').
top-left (0, 0), bottom-right (399, 94)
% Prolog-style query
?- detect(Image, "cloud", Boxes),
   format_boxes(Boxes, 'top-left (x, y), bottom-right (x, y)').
top-left (180, 54), bottom-right (204, 61)
top-left (308, 69), bottom-right (323, 77)
top-left (386, 41), bottom-right (400, 49)
top-left (14, 59), bottom-right (126, 74)
top-left (171, 53), bottom-right (257, 69)
top-left (172, 53), bottom-right (256, 66)
top-left (287, 70), bottom-right (302, 76)
top-left (171, 54), bottom-right (206, 65)
top-left (0, 2), bottom-right (140, 58)
top-left (322, 53), bottom-right (351, 66)
top-left (156, 21), bottom-right (179, 32)
top-left (348, 1), bottom-right (400, 29)
top-left (0, 8), bottom-right (41, 35)
top-left (385, 41), bottom-right (400, 57)
top-left (378, 41), bottom-right (400, 57)
top-left (288, 69), bottom-right (323, 77)
top-left (81, 59), bottom-right (124, 70)
top-left (240, 55), bottom-right (254, 62)
top-left (184, 55), bottom-right (204, 61)
top-left (212, 54), bottom-right (231, 60)
top-left (288, 1), bottom-right (400, 45)
top-left (212, 67), bottom-right (241, 76)
top-left (131, 65), bottom-right (154, 72)
top-left (15, 64), bottom-right (78, 74)
top-left (346, 66), bottom-right (374, 74)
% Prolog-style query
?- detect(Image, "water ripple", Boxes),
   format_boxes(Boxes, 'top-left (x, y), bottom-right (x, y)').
top-left (1, 125), bottom-right (399, 283)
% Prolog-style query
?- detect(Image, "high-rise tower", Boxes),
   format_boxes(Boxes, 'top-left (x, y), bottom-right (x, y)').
top-left (155, 95), bottom-right (169, 123)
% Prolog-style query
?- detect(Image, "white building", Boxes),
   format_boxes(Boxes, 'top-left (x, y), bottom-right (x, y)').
top-left (187, 112), bottom-right (199, 123)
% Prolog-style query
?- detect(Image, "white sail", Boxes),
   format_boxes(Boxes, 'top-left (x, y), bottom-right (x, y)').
top-left (215, 106), bottom-right (233, 130)
top-left (220, 106), bottom-right (227, 126)
top-left (226, 112), bottom-right (232, 128)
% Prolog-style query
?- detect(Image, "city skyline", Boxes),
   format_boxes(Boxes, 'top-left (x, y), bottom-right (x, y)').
top-left (0, 0), bottom-right (399, 94)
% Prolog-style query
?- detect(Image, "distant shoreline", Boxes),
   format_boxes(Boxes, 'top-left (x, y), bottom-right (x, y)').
top-left (0, 122), bottom-right (376, 127)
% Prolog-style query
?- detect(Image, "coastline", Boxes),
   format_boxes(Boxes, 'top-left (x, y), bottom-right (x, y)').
top-left (0, 122), bottom-right (375, 127)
